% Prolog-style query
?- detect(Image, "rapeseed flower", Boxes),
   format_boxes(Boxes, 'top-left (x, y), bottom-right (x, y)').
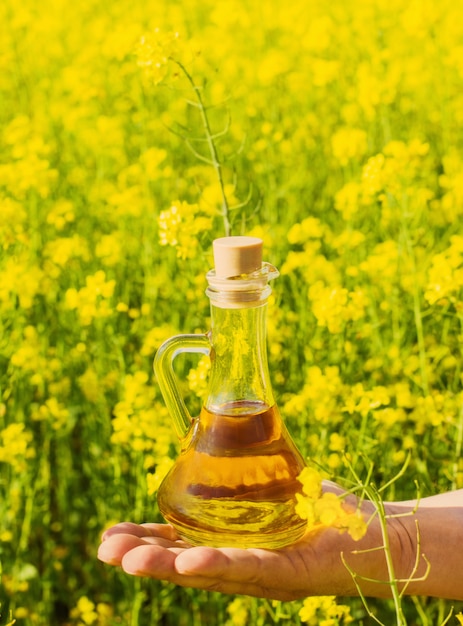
top-left (135, 29), bottom-right (180, 85)
top-left (70, 596), bottom-right (113, 626)
top-left (308, 282), bottom-right (366, 334)
top-left (296, 467), bottom-right (367, 541)
top-left (0, 423), bottom-right (35, 472)
top-left (158, 200), bottom-right (212, 260)
top-left (425, 235), bottom-right (463, 306)
top-left (65, 271), bottom-right (116, 326)
top-left (331, 127), bottom-right (368, 166)
top-left (299, 595), bottom-right (353, 625)
top-left (187, 354), bottom-right (211, 401)
top-left (225, 597), bottom-right (249, 626)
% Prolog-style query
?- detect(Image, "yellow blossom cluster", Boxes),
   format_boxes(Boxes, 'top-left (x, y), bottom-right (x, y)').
top-left (425, 235), bottom-right (463, 306)
top-left (295, 467), bottom-right (367, 541)
top-left (135, 29), bottom-right (181, 85)
top-left (110, 371), bottom-right (176, 494)
top-left (308, 283), bottom-right (367, 334)
top-left (69, 596), bottom-right (113, 626)
top-left (111, 371), bottom-right (171, 453)
top-left (0, 423), bottom-right (35, 472)
top-left (225, 597), bottom-right (249, 626)
top-left (158, 200), bottom-right (212, 260)
top-left (299, 595), bottom-right (353, 625)
top-left (187, 354), bottom-right (211, 401)
top-left (65, 271), bottom-right (116, 326)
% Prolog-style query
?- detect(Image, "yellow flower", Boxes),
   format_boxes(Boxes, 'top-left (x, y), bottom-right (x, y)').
top-left (43, 235), bottom-right (90, 270)
top-left (225, 597), bottom-right (249, 626)
top-left (0, 256), bottom-right (44, 310)
top-left (78, 368), bottom-right (101, 403)
top-left (140, 324), bottom-right (179, 357)
top-left (187, 354), bottom-right (211, 400)
top-left (0, 423), bottom-right (35, 472)
top-left (31, 397), bottom-right (71, 431)
top-left (425, 235), bottom-right (463, 306)
top-left (331, 127), bottom-right (368, 166)
top-left (46, 199), bottom-right (75, 230)
top-left (295, 493), bottom-right (316, 527)
top-left (315, 493), bottom-right (345, 526)
top-left (158, 200), bottom-right (212, 260)
top-left (0, 196), bottom-right (27, 250)
top-left (95, 234), bottom-right (123, 267)
top-left (308, 282), bottom-right (366, 333)
top-left (135, 29), bottom-right (180, 85)
top-left (297, 467), bottom-right (323, 499)
top-left (146, 458), bottom-right (175, 496)
top-left (111, 371), bottom-right (174, 459)
top-left (334, 181), bottom-right (363, 220)
top-left (287, 217), bottom-right (326, 244)
top-left (311, 58), bottom-right (339, 87)
top-left (65, 271), bottom-right (116, 325)
top-left (200, 182), bottom-right (239, 215)
top-left (296, 466), bottom-right (367, 541)
top-left (361, 153), bottom-right (385, 198)
top-left (299, 596), bottom-right (353, 625)
top-left (70, 596), bottom-right (98, 625)
top-left (343, 511), bottom-right (368, 541)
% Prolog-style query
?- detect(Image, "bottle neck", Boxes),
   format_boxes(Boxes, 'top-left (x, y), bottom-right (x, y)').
top-left (204, 300), bottom-right (274, 415)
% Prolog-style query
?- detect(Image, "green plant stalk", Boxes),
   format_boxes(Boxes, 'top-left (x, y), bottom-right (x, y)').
top-left (410, 596), bottom-right (429, 625)
top-left (412, 286), bottom-right (429, 395)
top-left (342, 456), bottom-right (413, 626)
top-left (343, 455), bottom-right (433, 625)
top-left (365, 485), bottom-right (406, 626)
top-left (398, 193), bottom-right (429, 395)
top-left (174, 59), bottom-right (231, 237)
top-left (129, 580), bottom-right (145, 626)
top-left (452, 390), bottom-right (463, 491)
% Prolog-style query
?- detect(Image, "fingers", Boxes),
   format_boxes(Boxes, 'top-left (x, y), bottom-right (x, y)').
top-left (101, 522), bottom-right (180, 541)
top-left (175, 544), bottom-right (309, 600)
top-left (175, 546), bottom-right (262, 580)
top-left (98, 533), bottom-right (149, 566)
top-left (122, 544), bottom-right (182, 578)
top-left (98, 522), bottom-right (314, 601)
top-left (119, 544), bottom-right (300, 600)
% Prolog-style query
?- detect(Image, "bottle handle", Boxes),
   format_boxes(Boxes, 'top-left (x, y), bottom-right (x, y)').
top-left (154, 334), bottom-right (211, 440)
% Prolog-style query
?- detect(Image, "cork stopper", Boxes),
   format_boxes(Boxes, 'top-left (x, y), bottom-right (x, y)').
top-left (213, 236), bottom-right (263, 279)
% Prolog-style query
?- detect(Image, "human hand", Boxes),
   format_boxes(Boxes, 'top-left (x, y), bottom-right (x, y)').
top-left (97, 520), bottom-right (350, 601)
top-left (97, 483), bottom-right (401, 602)
top-left (98, 486), bottom-right (463, 601)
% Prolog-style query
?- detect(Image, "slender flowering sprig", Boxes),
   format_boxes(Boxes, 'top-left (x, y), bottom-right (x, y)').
top-left (341, 455), bottom-right (433, 626)
top-left (135, 30), bottom-right (238, 239)
top-left (173, 58), bottom-right (232, 237)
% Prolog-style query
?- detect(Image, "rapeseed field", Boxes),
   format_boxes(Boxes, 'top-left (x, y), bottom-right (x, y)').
top-left (1, 0), bottom-right (463, 623)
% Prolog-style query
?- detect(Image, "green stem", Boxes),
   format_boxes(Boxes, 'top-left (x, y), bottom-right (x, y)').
top-left (370, 488), bottom-right (406, 625)
top-left (452, 400), bottom-right (463, 491)
top-left (399, 194), bottom-right (429, 394)
top-left (175, 60), bottom-right (231, 237)
top-left (343, 457), bottom-right (411, 625)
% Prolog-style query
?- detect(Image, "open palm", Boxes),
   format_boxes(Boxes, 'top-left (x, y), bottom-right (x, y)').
top-left (97, 511), bottom-right (390, 601)
top-left (98, 488), bottom-right (463, 601)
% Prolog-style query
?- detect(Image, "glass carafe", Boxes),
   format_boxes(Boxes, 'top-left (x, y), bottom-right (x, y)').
top-left (154, 236), bottom-right (307, 548)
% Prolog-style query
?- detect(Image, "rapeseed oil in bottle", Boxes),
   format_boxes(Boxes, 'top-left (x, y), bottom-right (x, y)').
top-left (154, 236), bottom-right (307, 548)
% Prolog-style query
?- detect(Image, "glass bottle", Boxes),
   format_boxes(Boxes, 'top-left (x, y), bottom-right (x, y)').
top-left (154, 236), bottom-right (307, 548)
